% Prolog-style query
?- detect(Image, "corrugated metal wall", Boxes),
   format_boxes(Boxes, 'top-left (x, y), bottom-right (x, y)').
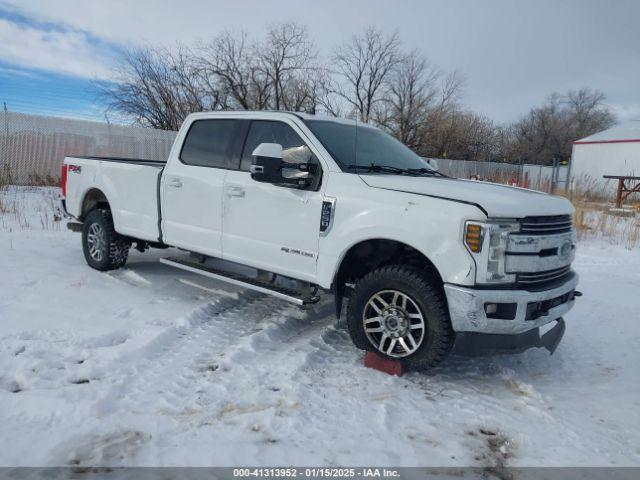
top-left (0, 111), bottom-right (177, 184)
top-left (0, 110), bottom-right (569, 193)
top-left (571, 142), bottom-right (639, 183)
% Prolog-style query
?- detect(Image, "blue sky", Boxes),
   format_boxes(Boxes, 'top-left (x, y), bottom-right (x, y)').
top-left (1, 0), bottom-right (639, 125)
top-left (0, 63), bottom-right (108, 121)
top-left (0, 2), bottom-right (125, 120)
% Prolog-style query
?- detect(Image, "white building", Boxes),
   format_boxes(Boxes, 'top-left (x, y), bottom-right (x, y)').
top-left (571, 121), bottom-right (640, 185)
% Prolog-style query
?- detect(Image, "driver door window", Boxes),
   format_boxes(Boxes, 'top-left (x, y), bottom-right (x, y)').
top-left (240, 120), bottom-right (317, 171)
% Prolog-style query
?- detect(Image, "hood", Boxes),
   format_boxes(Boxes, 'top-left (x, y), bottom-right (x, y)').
top-left (360, 174), bottom-right (574, 218)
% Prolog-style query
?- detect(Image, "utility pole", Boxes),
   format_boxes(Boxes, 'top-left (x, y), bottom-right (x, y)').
top-left (3, 102), bottom-right (7, 137)
top-left (1, 101), bottom-right (8, 172)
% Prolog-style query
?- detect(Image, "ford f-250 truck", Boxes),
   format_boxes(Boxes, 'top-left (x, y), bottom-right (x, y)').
top-left (61, 111), bottom-right (580, 369)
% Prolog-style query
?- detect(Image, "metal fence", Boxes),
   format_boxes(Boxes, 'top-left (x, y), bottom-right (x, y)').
top-left (432, 158), bottom-right (569, 193)
top-left (0, 111), bottom-right (177, 184)
top-left (0, 110), bottom-right (570, 193)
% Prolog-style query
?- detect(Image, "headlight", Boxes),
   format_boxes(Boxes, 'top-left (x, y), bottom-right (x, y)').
top-left (464, 220), bottom-right (519, 284)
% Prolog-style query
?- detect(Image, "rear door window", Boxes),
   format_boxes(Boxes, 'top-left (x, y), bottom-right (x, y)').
top-left (180, 119), bottom-right (244, 169)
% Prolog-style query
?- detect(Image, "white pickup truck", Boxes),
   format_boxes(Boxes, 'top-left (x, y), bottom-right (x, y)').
top-left (61, 111), bottom-right (580, 369)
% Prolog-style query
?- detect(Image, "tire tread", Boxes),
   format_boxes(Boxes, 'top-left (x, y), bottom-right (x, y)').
top-left (346, 265), bottom-right (454, 370)
top-left (82, 208), bottom-right (130, 271)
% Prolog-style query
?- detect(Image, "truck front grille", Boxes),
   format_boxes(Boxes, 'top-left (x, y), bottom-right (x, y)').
top-left (517, 266), bottom-right (572, 286)
top-left (520, 215), bottom-right (573, 235)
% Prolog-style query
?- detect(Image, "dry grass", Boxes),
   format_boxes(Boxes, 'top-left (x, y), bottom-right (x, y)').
top-left (0, 166), bottom-right (62, 231)
top-left (0, 164), bottom-right (15, 188)
top-left (0, 165), bottom-right (60, 188)
top-left (26, 172), bottom-right (61, 187)
top-left (556, 182), bottom-right (638, 249)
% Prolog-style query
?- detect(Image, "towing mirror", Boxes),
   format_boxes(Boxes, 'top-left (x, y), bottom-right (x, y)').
top-left (250, 143), bottom-right (284, 184)
top-left (250, 142), bottom-right (317, 188)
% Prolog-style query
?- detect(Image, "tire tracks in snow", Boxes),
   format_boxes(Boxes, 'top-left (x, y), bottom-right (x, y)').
top-left (58, 291), bottom-right (310, 465)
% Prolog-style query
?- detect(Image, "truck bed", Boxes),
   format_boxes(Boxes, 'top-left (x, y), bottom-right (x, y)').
top-left (66, 156), bottom-right (166, 166)
top-left (63, 156), bottom-right (165, 242)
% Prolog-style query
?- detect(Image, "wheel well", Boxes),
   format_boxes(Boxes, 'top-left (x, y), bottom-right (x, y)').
top-left (332, 239), bottom-right (444, 317)
top-left (80, 188), bottom-right (109, 220)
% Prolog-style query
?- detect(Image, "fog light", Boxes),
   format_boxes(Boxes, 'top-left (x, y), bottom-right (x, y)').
top-left (484, 302), bottom-right (518, 320)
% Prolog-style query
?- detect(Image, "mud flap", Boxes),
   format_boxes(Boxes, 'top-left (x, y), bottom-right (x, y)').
top-left (453, 318), bottom-right (566, 357)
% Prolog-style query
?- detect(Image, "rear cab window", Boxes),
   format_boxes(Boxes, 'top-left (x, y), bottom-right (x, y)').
top-left (180, 119), bottom-right (246, 169)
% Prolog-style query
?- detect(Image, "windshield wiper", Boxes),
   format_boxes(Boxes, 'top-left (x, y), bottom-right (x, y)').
top-left (346, 164), bottom-right (447, 177)
top-left (406, 167), bottom-right (448, 178)
top-left (346, 164), bottom-right (407, 175)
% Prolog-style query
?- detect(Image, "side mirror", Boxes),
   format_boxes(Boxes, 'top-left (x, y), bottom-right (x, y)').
top-left (250, 143), bottom-right (284, 184)
top-left (250, 142), bottom-right (317, 188)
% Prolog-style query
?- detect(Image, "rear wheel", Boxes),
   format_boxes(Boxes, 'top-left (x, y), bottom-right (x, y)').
top-left (82, 208), bottom-right (130, 271)
top-left (346, 265), bottom-right (454, 370)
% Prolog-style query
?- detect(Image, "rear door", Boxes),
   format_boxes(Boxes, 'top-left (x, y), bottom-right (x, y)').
top-left (222, 119), bottom-right (325, 282)
top-left (161, 118), bottom-right (246, 257)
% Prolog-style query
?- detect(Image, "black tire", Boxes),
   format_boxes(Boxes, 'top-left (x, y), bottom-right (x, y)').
top-left (346, 265), bottom-right (454, 370)
top-left (82, 208), bottom-right (130, 271)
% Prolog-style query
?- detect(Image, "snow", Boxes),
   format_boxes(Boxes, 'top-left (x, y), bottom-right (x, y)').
top-left (1, 187), bottom-right (639, 467)
top-left (575, 120), bottom-right (640, 143)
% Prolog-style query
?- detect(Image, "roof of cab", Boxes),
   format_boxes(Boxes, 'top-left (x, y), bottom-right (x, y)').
top-left (183, 110), bottom-right (374, 128)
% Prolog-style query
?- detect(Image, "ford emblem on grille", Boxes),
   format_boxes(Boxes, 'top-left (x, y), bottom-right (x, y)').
top-left (559, 241), bottom-right (572, 259)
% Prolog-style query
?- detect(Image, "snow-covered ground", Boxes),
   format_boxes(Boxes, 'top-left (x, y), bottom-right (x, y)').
top-left (0, 187), bottom-right (639, 467)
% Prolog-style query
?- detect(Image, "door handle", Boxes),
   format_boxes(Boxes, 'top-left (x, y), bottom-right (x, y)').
top-left (227, 186), bottom-right (245, 198)
top-left (168, 178), bottom-right (182, 188)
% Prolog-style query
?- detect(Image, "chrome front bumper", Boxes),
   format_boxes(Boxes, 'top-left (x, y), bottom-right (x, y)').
top-left (444, 273), bottom-right (579, 334)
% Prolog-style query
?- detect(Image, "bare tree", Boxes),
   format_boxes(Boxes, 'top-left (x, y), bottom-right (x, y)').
top-left (332, 27), bottom-right (401, 122)
top-left (563, 88), bottom-right (616, 140)
top-left (100, 47), bottom-right (224, 130)
top-left (505, 88), bottom-right (615, 164)
top-left (411, 71), bottom-right (466, 157)
top-left (416, 109), bottom-right (497, 161)
top-left (256, 22), bottom-right (318, 111)
top-left (375, 50), bottom-right (439, 148)
top-left (100, 23), bottom-right (616, 168)
top-left (196, 23), bottom-right (321, 113)
top-left (197, 30), bottom-right (270, 110)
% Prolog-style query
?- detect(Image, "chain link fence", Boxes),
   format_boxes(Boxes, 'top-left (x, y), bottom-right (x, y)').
top-left (0, 111), bottom-right (177, 185)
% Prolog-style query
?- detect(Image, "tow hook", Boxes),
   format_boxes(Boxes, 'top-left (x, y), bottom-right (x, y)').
top-left (574, 291), bottom-right (583, 298)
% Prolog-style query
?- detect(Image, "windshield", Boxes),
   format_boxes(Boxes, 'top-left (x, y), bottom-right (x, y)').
top-left (304, 120), bottom-right (426, 172)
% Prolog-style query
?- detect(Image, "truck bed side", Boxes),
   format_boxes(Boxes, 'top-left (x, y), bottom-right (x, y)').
top-left (63, 156), bottom-right (164, 242)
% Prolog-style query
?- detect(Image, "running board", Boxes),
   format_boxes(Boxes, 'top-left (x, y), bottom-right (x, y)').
top-left (160, 257), bottom-right (319, 306)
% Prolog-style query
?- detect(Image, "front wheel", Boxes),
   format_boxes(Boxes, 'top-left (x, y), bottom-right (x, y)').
top-left (82, 208), bottom-right (130, 271)
top-left (346, 265), bottom-right (454, 370)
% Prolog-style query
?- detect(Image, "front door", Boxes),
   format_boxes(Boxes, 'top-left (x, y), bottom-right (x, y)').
top-left (161, 118), bottom-right (245, 257)
top-left (222, 119), bottom-right (325, 283)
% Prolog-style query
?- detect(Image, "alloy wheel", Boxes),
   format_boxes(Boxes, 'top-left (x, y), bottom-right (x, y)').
top-left (362, 289), bottom-right (426, 358)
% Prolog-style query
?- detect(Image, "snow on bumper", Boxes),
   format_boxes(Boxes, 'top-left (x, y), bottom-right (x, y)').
top-left (444, 272), bottom-right (579, 334)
